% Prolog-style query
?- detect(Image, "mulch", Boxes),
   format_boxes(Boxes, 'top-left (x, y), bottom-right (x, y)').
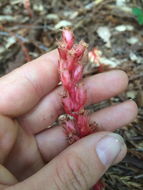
top-left (0, 0), bottom-right (143, 189)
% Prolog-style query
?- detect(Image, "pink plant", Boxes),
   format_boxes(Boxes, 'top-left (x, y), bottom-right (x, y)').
top-left (58, 28), bottom-right (104, 190)
top-left (58, 28), bottom-right (97, 143)
top-left (88, 48), bottom-right (104, 72)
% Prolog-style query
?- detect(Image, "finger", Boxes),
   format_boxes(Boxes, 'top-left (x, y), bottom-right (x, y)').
top-left (36, 100), bottom-right (137, 162)
top-left (0, 50), bottom-right (59, 117)
top-left (0, 116), bottom-right (18, 188)
top-left (4, 126), bottom-right (44, 181)
top-left (8, 132), bottom-right (127, 190)
top-left (19, 70), bottom-right (128, 134)
top-left (0, 115), bottom-right (18, 164)
top-left (0, 165), bottom-right (17, 185)
top-left (89, 100), bottom-right (138, 131)
top-left (0, 115), bottom-right (44, 181)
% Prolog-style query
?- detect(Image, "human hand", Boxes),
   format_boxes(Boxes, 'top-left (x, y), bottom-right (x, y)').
top-left (0, 50), bottom-right (137, 190)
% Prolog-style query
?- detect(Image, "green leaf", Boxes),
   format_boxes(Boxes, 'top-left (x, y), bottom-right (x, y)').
top-left (132, 7), bottom-right (143, 25)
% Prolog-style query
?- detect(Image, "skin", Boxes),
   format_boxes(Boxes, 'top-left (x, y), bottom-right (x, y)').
top-left (0, 50), bottom-right (138, 190)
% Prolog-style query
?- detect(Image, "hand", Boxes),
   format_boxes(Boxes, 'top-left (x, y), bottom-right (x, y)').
top-left (0, 50), bottom-right (137, 190)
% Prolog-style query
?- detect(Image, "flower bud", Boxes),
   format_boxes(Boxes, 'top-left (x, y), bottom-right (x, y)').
top-left (62, 28), bottom-right (74, 50)
top-left (61, 70), bottom-right (72, 90)
top-left (77, 115), bottom-right (91, 137)
top-left (58, 47), bottom-right (67, 60)
top-left (73, 64), bottom-right (83, 83)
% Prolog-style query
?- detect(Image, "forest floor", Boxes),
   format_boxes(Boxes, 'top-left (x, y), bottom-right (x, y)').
top-left (0, 0), bottom-right (143, 189)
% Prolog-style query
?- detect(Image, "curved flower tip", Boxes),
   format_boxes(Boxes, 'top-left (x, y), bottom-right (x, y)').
top-left (62, 28), bottom-right (74, 50)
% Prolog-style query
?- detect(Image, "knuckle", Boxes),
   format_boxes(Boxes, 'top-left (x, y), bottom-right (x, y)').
top-left (65, 153), bottom-right (90, 190)
top-left (55, 153), bottom-right (90, 190)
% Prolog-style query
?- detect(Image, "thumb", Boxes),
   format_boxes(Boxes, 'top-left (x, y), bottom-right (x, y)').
top-left (7, 132), bottom-right (127, 190)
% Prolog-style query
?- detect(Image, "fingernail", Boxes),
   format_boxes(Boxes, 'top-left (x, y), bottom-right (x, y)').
top-left (96, 133), bottom-right (124, 167)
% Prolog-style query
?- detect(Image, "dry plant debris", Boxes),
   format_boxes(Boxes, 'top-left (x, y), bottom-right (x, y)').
top-left (0, 0), bottom-right (143, 189)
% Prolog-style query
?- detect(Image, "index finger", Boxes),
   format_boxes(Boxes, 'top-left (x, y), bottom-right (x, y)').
top-left (0, 50), bottom-right (59, 117)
